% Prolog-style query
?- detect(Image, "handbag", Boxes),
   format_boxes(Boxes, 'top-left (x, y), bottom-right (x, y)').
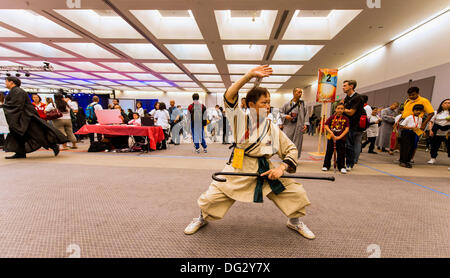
top-left (46, 105), bottom-right (63, 120)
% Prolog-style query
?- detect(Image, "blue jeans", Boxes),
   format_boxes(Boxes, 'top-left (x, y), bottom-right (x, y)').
top-left (346, 129), bottom-right (363, 168)
top-left (191, 126), bottom-right (207, 150)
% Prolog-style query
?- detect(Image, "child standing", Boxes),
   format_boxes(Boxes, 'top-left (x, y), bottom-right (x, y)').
top-left (322, 103), bottom-right (350, 174)
top-left (399, 104), bottom-right (424, 168)
top-left (362, 107), bottom-right (381, 154)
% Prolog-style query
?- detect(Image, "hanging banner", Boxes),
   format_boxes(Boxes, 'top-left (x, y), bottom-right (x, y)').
top-left (0, 107), bottom-right (9, 134)
top-left (316, 68), bottom-right (338, 103)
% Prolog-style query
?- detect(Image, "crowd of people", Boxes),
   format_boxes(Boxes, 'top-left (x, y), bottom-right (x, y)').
top-left (0, 75), bottom-right (448, 173)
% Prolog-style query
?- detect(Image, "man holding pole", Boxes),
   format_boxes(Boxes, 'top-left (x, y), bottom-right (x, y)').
top-left (280, 88), bottom-right (309, 159)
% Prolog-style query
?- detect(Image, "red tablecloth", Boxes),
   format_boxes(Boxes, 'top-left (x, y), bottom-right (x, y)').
top-left (75, 124), bottom-right (165, 150)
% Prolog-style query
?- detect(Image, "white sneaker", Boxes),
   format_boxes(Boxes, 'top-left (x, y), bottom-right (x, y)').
top-left (195, 148), bottom-right (200, 154)
top-left (321, 167), bottom-right (328, 171)
top-left (427, 158), bottom-right (436, 164)
top-left (287, 220), bottom-right (315, 240)
top-left (346, 166), bottom-right (352, 172)
top-left (184, 217), bottom-right (208, 235)
top-left (341, 168), bottom-right (347, 174)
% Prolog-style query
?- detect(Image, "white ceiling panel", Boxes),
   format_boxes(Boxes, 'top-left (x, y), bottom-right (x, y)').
top-left (227, 64), bottom-right (260, 74)
top-left (63, 79), bottom-right (94, 85)
top-left (161, 73), bottom-right (192, 81)
top-left (135, 87), bottom-right (163, 91)
top-left (202, 82), bottom-right (225, 87)
top-left (215, 10), bottom-right (278, 40)
top-left (0, 45), bottom-right (30, 57)
top-left (100, 62), bottom-right (144, 72)
top-left (33, 71), bottom-right (70, 78)
top-left (165, 44), bottom-right (212, 60)
top-left (143, 63), bottom-right (182, 73)
top-left (0, 10), bottom-right (80, 38)
top-left (126, 73), bottom-right (159, 80)
top-left (60, 61), bottom-right (109, 71)
top-left (144, 81), bottom-right (173, 87)
top-left (54, 43), bottom-right (118, 59)
top-left (184, 63), bottom-right (218, 73)
top-left (272, 45), bottom-right (324, 61)
top-left (111, 43), bottom-right (167, 59)
top-left (195, 75), bottom-right (223, 82)
top-left (92, 80), bottom-right (120, 86)
top-left (54, 9), bottom-right (142, 39)
top-left (223, 45), bottom-right (266, 60)
top-left (261, 75), bottom-right (292, 82)
top-left (94, 72), bottom-right (130, 80)
top-left (283, 10), bottom-right (362, 40)
top-left (131, 10), bottom-right (203, 39)
top-left (118, 80), bottom-right (146, 87)
top-left (0, 60), bottom-right (23, 66)
top-left (19, 79), bottom-right (43, 84)
top-left (175, 82), bottom-right (200, 87)
top-left (260, 83), bottom-right (283, 88)
top-left (0, 26), bottom-right (24, 37)
top-left (3, 42), bottom-right (74, 58)
top-left (90, 86), bottom-right (112, 90)
top-left (230, 74), bottom-right (257, 82)
top-left (34, 79), bottom-right (70, 85)
top-left (269, 65), bottom-right (303, 74)
top-left (60, 72), bottom-right (101, 79)
top-left (63, 84), bottom-right (91, 89)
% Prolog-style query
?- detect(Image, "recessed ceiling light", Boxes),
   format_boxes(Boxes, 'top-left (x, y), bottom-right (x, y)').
top-left (0, 26), bottom-right (24, 37)
top-left (99, 62), bottom-right (144, 72)
top-left (54, 43), bottom-right (118, 58)
top-left (160, 73), bottom-right (192, 81)
top-left (94, 72), bottom-right (129, 80)
top-left (143, 63), bottom-right (182, 73)
top-left (195, 75), bottom-right (223, 82)
top-left (126, 73), bottom-right (159, 81)
top-left (3, 42), bottom-right (74, 58)
top-left (184, 63), bottom-right (218, 73)
top-left (60, 61), bottom-right (109, 71)
top-left (60, 72), bottom-right (100, 79)
top-left (272, 45), bottom-right (324, 61)
top-left (223, 45), bottom-right (266, 60)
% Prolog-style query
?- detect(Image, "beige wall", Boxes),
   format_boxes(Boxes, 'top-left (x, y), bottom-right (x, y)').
top-left (302, 11), bottom-right (450, 108)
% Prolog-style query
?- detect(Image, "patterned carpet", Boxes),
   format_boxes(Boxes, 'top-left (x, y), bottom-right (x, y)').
top-left (0, 136), bottom-right (448, 258)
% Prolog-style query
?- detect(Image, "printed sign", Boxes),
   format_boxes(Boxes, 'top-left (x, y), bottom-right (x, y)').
top-left (316, 68), bottom-right (338, 103)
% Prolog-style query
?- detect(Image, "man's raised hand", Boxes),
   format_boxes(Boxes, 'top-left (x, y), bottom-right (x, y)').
top-left (249, 65), bottom-right (273, 79)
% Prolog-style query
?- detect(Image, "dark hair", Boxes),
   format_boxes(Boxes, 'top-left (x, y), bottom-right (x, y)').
top-left (46, 97), bottom-right (53, 104)
top-left (31, 93), bottom-right (42, 102)
top-left (343, 80), bottom-right (357, 90)
top-left (92, 96), bottom-right (99, 102)
top-left (136, 101), bottom-right (142, 108)
top-left (6, 76), bottom-right (21, 87)
top-left (192, 93), bottom-right (199, 100)
top-left (54, 93), bottom-right (68, 112)
top-left (66, 95), bottom-right (73, 101)
top-left (412, 104), bottom-right (424, 111)
top-left (58, 88), bottom-right (67, 97)
top-left (437, 98), bottom-right (450, 114)
top-left (159, 102), bottom-right (166, 110)
top-left (407, 87), bottom-right (419, 95)
top-left (361, 95), bottom-right (368, 103)
top-left (336, 103), bottom-right (345, 108)
top-left (154, 102), bottom-right (160, 109)
top-left (0, 92), bottom-right (4, 104)
top-left (132, 112), bottom-right (140, 118)
top-left (113, 98), bottom-right (120, 103)
top-left (245, 86), bottom-right (269, 108)
top-left (293, 87), bottom-right (302, 93)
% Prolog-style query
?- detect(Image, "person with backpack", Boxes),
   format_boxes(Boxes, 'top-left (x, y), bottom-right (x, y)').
top-left (86, 96), bottom-right (103, 143)
top-left (188, 93), bottom-right (207, 153)
top-left (342, 80), bottom-right (365, 171)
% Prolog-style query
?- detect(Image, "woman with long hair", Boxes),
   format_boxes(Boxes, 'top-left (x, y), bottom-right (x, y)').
top-left (136, 101), bottom-right (144, 117)
top-left (427, 98), bottom-right (450, 166)
top-left (52, 93), bottom-right (77, 150)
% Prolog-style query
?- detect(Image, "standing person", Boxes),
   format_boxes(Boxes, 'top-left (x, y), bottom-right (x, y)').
top-left (188, 93), bottom-right (207, 153)
top-left (400, 87), bottom-right (435, 163)
top-left (220, 106), bottom-right (230, 144)
top-left (184, 65), bottom-right (314, 239)
top-left (361, 107), bottom-right (381, 154)
top-left (149, 102), bottom-right (159, 117)
top-left (342, 80), bottom-right (365, 171)
top-left (280, 88), bottom-right (309, 159)
top-left (136, 101), bottom-right (144, 118)
top-left (2, 77), bottom-right (66, 159)
top-left (0, 92), bottom-right (5, 148)
top-left (308, 113), bottom-right (317, 136)
top-left (170, 104), bottom-right (183, 145)
top-left (31, 94), bottom-right (47, 120)
top-left (112, 98), bottom-right (120, 107)
top-left (427, 99), bottom-right (450, 165)
top-left (168, 100), bottom-right (176, 144)
top-left (86, 96), bottom-right (103, 143)
top-left (127, 109), bottom-right (133, 121)
top-left (399, 104), bottom-right (424, 168)
top-left (155, 102), bottom-right (170, 150)
top-left (45, 97), bottom-right (55, 124)
top-left (322, 103), bottom-right (350, 173)
top-left (52, 93), bottom-right (77, 150)
top-left (378, 102), bottom-right (399, 154)
top-left (208, 105), bottom-right (221, 142)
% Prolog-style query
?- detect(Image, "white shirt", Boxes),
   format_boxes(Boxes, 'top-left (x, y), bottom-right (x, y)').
top-left (394, 114), bottom-right (402, 124)
top-left (128, 118), bottom-right (141, 126)
top-left (149, 109), bottom-right (157, 117)
top-left (67, 100), bottom-right (78, 111)
top-left (401, 115), bottom-right (422, 129)
top-left (367, 114), bottom-right (380, 137)
top-left (137, 107), bottom-right (144, 117)
top-left (45, 103), bottom-right (55, 112)
top-left (154, 109), bottom-right (170, 129)
top-left (430, 110), bottom-right (449, 136)
top-left (89, 102), bottom-right (103, 111)
top-left (364, 105), bottom-right (372, 117)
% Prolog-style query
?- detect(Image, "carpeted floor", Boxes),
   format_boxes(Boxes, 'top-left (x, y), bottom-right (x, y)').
top-left (0, 135), bottom-right (448, 258)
